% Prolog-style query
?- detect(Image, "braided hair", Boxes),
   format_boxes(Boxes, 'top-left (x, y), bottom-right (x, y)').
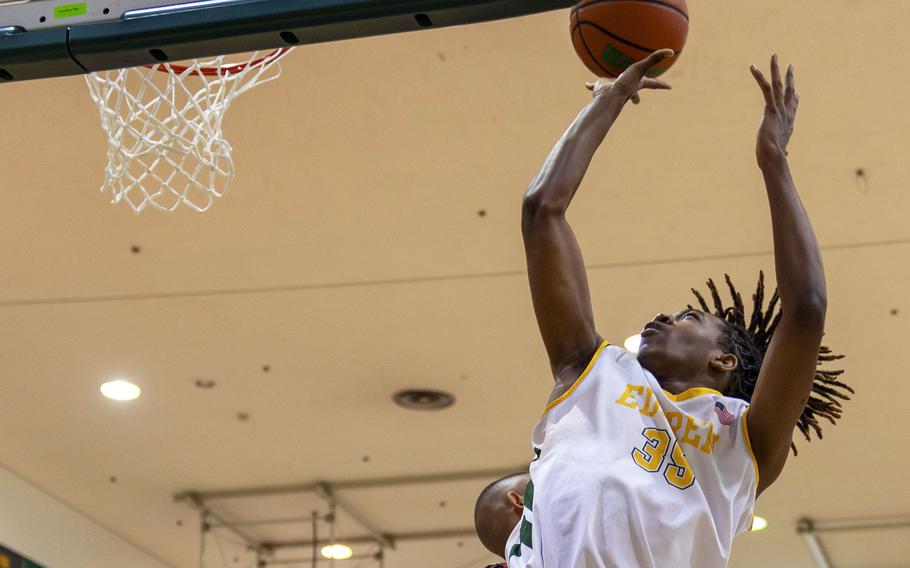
top-left (689, 272), bottom-right (852, 455)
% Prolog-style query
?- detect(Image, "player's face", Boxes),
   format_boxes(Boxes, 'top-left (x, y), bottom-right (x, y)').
top-left (636, 309), bottom-right (729, 383)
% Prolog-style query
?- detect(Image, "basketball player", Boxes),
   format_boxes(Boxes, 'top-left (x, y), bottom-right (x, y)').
top-left (474, 472), bottom-right (529, 565)
top-left (495, 51), bottom-right (851, 567)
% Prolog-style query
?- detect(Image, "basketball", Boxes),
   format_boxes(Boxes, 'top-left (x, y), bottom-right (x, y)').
top-left (571, 0), bottom-right (688, 78)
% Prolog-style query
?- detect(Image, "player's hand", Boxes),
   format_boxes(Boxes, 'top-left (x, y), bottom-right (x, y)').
top-left (750, 54), bottom-right (798, 166)
top-left (585, 49), bottom-right (673, 105)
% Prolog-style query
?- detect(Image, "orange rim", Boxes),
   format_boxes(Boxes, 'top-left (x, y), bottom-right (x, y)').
top-left (147, 48), bottom-right (290, 76)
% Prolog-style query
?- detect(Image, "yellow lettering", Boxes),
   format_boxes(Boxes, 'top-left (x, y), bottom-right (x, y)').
top-left (681, 416), bottom-right (704, 448)
top-left (666, 412), bottom-right (683, 435)
top-left (615, 384), bottom-right (643, 409)
top-left (700, 422), bottom-right (720, 455)
top-left (639, 388), bottom-right (660, 417)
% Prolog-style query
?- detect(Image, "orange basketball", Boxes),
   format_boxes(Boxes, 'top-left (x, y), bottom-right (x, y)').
top-left (570, 0), bottom-right (688, 78)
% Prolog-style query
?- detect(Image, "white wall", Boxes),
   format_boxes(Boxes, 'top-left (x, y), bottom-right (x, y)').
top-left (0, 464), bottom-right (172, 568)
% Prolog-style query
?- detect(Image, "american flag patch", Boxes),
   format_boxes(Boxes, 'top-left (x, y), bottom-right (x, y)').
top-left (714, 401), bottom-right (736, 425)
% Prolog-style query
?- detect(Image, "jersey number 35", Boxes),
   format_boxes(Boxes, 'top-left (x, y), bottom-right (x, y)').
top-left (631, 428), bottom-right (696, 490)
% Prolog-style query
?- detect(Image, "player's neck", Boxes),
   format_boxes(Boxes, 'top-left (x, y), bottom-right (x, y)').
top-left (656, 372), bottom-right (725, 395)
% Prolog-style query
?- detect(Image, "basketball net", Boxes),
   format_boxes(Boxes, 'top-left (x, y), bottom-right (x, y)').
top-left (85, 48), bottom-right (292, 213)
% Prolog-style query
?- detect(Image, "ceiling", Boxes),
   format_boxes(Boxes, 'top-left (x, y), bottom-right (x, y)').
top-left (1, 1), bottom-right (909, 567)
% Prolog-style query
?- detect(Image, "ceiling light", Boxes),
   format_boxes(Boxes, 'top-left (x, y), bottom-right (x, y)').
top-left (751, 516), bottom-right (768, 532)
top-left (100, 380), bottom-right (141, 401)
top-left (393, 389), bottom-right (455, 410)
top-left (624, 334), bottom-right (642, 354)
top-left (321, 544), bottom-right (353, 560)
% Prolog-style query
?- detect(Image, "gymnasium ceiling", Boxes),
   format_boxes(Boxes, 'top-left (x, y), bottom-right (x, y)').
top-left (1, 1), bottom-right (909, 567)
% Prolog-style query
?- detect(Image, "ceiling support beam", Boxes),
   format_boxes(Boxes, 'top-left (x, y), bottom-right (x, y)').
top-left (264, 553), bottom-right (377, 565)
top-left (178, 492), bottom-right (263, 552)
top-left (802, 514), bottom-right (910, 533)
top-left (174, 466), bottom-right (524, 502)
top-left (174, 466), bottom-right (526, 561)
top-left (797, 519), bottom-right (832, 568)
top-left (797, 515), bottom-right (910, 568)
top-left (208, 515), bottom-right (323, 529)
top-left (262, 527), bottom-right (478, 550)
top-left (314, 482), bottom-right (395, 550)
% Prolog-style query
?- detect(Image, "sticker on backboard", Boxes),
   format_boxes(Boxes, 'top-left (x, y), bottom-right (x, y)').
top-left (53, 2), bottom-right (87, 18)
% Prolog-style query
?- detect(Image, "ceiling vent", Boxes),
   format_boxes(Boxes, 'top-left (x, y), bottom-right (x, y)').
top-left (392, 389), bottom-right (455, 410)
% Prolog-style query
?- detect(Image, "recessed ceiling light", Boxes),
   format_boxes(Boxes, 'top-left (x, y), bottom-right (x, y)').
top-left (624, 334), bottom-right (642, 354)
top-left (321, 544), bottom-right (353, 560)
top-left (751, 516), bottom-right (768, 532)
top-left (393, 389), bottom-right (455, 411)
top-left (100, 380), bottom-right (141, 401)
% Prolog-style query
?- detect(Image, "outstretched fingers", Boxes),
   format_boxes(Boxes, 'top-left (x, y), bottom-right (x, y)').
top-left (640, 78), bottom-right (672, 90)
top-left (785, 64), bottom-right (794, 98)
top-left (770, 54), bottom-right (783, 106)
top-left (629, 78), bottom-right (670, 104)
top-left (750, 64), bottom-right (773, 107)
top-left (785, 64), bottom-right (798, 111)
top-left (633, 48), bottom-right (675, 76)
top-left (586, 50), bottom-right (673, 102)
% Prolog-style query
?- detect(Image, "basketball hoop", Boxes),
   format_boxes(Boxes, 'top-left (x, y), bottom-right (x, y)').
top-left (85, 48), bottom-right (293, 213)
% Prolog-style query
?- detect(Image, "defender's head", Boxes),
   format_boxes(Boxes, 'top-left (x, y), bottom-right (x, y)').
top-left (474, 472), bottom-right (530, 558)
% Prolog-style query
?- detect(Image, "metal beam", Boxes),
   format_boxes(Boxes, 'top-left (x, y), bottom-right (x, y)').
top-left (805, 514), bottom-right (910, 533)
top-left (265, 553), bottom-right (376, 565)
top-left (262, 528), bottom-right (477, 550)
top-left (209, 515), bottom-right (324, 529)
top-left (175, 482), bottom-right (319, 502)
top-left (385, 528), bottom-right (478, 542)
top-left (797, 518), bottom-right (832, 568)
top-left (175, 467), bottom-right (524, 559)
top-left (175, 466), bottom-right (525, 502)
top-left (177, 492), bottom-right (263, 550)
top-left (315, 482), bottom-right (395, 550)
top-left (265, 534), bottom-right (379, 548)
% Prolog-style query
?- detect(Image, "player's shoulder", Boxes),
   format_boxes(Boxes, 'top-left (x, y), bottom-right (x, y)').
top-left (714, 392), bottom-right (751, 411)
top-left (668, 387), bottom-right (750, 427)
top-left (600, 342), bottom-right (648, 370)
top-left (600, 341), bottom-right (635, 360)
top-left (702, 392), bottom-right (751, 430)
top-left (554, 341), bottom-right (633, 393)
top-left (578, 341), bottom-right (639, 374)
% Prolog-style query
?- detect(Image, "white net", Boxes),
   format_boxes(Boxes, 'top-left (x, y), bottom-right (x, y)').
top-left (85, 49), bottom-right (292, 213)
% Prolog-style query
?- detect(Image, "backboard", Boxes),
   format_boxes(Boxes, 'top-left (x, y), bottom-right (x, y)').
top-left (0, 0), bottom-right (577, 83)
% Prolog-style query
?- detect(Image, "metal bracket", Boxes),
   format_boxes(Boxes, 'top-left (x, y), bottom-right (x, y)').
top-left (797, 518), bottom-right (832, 568)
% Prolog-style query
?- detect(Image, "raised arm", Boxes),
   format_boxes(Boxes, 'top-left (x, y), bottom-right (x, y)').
top-left (521, 50), bottom-right (673, 382)
top-left (746, 55), bottom-right (827, 495)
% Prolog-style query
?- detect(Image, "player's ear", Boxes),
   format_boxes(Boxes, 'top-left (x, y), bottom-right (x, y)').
top-left (506, 491), bottom-right (524, 515)
top-left (710, 353), bottom-right (738, 373)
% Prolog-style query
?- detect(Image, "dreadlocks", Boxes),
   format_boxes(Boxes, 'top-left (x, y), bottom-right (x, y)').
top-left (689, 272), bottom-right (852, 455)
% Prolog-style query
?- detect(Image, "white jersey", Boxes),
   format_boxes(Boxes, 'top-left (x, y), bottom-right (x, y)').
top-left (505, 342), bottom-right (758, 568)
